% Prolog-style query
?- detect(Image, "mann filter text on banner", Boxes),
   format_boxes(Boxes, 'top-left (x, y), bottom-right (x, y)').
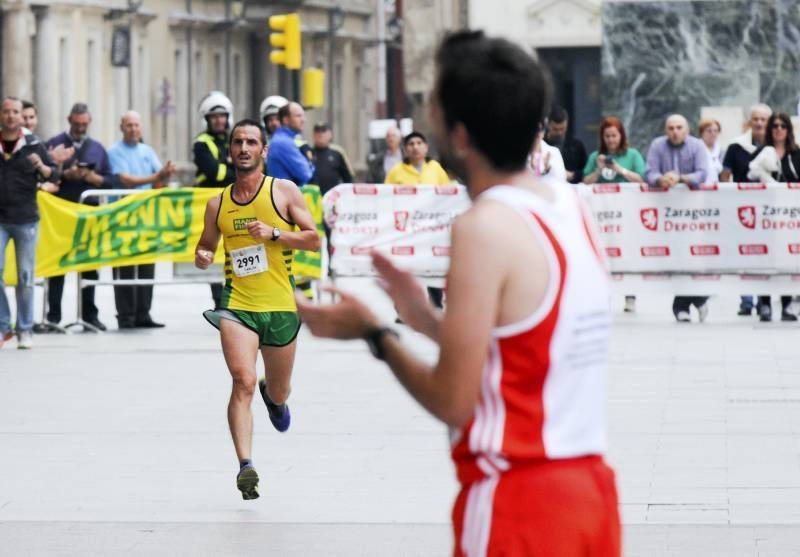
top-left (323, 183), bottom-right (472, 277)
top-left (2, 185), bottom-right (324, 284)
top-left (577, 182), bottom-right (800, 273)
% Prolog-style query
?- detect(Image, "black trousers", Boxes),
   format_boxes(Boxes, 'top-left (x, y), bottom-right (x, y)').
top-left (757, 295), bottom-right (792, 312)
top-left (428, 287), bottom-right (444, 309)
top-left (672, 296), bottom-right (708, 313)
top-left (47, 271), bottom-right (99, 323)
top-left (113, 264), bottom-right (154, 323)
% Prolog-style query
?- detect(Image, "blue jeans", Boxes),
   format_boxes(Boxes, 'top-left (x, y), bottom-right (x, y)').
top-left (0, 222), bottom-right (38, 333)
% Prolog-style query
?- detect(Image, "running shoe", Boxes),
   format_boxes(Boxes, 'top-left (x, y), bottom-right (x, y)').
top-left (258, 378), bottom-right (291, 432)
top-left (697, 303), bottom-right (709, 323)
top-left (17, 331), bottom-right (33, 349)
top-left (236, 465), bottom-right (260, 500)
top-left (674, 310), bottom-right (690, 323)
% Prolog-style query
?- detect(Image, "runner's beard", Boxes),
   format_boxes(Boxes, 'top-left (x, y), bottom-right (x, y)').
top-left (234, 159), bottom-right (261, 173)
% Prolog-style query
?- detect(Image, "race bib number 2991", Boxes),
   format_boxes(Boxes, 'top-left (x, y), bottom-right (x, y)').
top-left (230, 244), bottom-right (268, 277)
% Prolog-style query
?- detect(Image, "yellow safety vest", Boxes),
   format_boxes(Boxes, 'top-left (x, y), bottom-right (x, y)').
top-left (194, 132), bottom-right (230, 186)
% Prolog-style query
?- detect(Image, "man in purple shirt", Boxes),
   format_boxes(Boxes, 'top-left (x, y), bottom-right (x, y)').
top-left (646, 114), bottom-right (708, 189)
top-left (44, 103), bottom-right (114, 332)
top-left (645, 114), bottom-right (709, 323)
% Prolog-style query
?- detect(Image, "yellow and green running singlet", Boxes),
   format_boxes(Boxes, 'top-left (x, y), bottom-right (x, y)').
top-left (217, 176), bottom-right (296, 312)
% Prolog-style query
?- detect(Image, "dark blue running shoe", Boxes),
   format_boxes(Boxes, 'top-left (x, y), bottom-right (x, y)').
top-left (259, 378), bottom-right (291, 432)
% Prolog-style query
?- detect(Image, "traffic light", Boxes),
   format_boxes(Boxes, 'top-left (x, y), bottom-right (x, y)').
top-left (269, 13), bottom-right (301, 70)
top-left (302, 69), bottom-right (324, 108)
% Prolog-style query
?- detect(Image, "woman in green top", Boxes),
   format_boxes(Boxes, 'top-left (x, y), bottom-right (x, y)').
top-left (583, 117), bottom-right (645, 184)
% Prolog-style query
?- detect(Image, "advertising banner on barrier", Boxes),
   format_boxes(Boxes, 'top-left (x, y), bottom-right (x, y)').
top-left (323, 183), bottom-right (471, 277)
top-left (578, 182), bottom-right (800, 274)
top-left (3, 185), bottom-right (324, 284)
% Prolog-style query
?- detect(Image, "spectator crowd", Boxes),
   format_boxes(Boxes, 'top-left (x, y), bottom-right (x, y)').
top-left (1, 87), bottom-right (797, 349)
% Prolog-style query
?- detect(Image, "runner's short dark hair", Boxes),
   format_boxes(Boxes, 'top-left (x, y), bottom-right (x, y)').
top-left (230, 118), bottom-right (267, 146)
top-left (22, 100), bottom-right (37, 113)
top-left (434, 31), bottom-right (551, 172)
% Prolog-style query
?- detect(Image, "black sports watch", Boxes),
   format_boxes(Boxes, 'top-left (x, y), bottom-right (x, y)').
top-left (364, 326), bottom-right (399, 361)
top-left (271, 227), bottom-right (281, 241)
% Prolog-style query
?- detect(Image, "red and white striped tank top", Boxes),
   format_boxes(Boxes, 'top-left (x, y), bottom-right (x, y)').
top-left (451, 184), bottom-right (611, 485)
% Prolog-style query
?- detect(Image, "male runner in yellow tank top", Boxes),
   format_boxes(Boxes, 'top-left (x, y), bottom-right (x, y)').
top-left (194, 119), bottom-right (320, 500)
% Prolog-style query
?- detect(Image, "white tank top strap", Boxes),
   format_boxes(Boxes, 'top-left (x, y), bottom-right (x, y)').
top-left (477, 185), bottom-right (565, 338)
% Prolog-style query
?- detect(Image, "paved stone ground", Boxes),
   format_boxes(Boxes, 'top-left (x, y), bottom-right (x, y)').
top-left (1, 269), bottom-right (800, 556)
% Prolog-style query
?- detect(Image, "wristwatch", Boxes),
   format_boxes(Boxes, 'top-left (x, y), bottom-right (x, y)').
top-left (364, 326), bottom-right (399, 361)
top-left (271, 227), bottom-right (281, 241)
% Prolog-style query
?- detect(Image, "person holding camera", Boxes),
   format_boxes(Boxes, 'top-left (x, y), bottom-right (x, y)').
top-left (582, 116), bottom-right (645, 185)
top-left (44, 102), bottom-right (114, 332)
top-left (583, 117), bottom-right (645, 313)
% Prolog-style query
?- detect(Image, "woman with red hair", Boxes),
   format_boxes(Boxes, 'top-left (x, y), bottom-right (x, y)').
top-left (583, 117), bottom-right (645, 184)
top-left (584, 117), bottom-right (645, 313)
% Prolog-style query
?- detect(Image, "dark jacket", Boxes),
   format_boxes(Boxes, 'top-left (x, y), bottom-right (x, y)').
top-left (193, 130), bottom-right (235, 187)
top-left (545, 135), bottom-right (588, 183)
top-left (0, 131), bottom-right (58, 224)
top-left (311, 146), bottom-right (353, 194)
top-left (46, 132), bottom-right (114, 204)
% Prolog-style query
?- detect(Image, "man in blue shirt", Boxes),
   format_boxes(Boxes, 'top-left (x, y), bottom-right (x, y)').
top-left (107, 111), bottom-right (176, 329)
top-left (266, 102), bottom-right (314, 186)
top-left (45, 103), bottom-right (114, 331)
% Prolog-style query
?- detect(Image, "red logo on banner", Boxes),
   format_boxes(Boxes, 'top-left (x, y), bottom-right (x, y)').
top-left (352, 184), bottom-right (378, 195)
top-left (640, 208), bottom-right (658, 231)
top-left (592, 184), bottom-right (620, 193)
top-left (695, 183), bottom-right (719, 191)
top-left (393, 186), bottom-right (417, 195)
top-left (641, 246), bottom-right (670, 256)
top-left (605, 247), bottom-right (621, 257)
top-left (789, 244), bottom-right (800, 254)
top-left (394, 211), bottom-right (410, 232)
top-left (432, 246), bottom-right (451, 256)
top-left (737, 183), bottom-right (767, 190)
top-left (738, 206), bottom-right (756, 229)
top-left (435, 186), bottom-right (459, 195)
top-left (350, 246), bottom-right (373, 255)
top-left (640, 184), bottom-right (667, 192)
top-left (788, 183), bottom-right (800, 189)
top-left (391, 246), bottom-right (415, 255)
top-left (739, 244), bottom-right (768, 255)
top-left (690, 245), bottom-right (720, 256)
top-left (741, 274), bottom-right (770, 281)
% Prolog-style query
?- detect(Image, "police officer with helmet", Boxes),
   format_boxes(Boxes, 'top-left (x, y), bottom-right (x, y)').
top-left (193, 91), bottom-right (235, 307)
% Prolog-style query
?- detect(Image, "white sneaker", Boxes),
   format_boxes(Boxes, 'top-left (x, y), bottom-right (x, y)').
top-left (675, 311), bottom-right (691, 323)
top-left (698, 303), bottom-right (709, 323)
top-left (624, 296), bottom-right (636, 313)
top-left (17, 331), bottom-right (33, 349)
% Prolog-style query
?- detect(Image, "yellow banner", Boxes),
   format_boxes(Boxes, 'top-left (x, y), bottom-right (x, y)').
top-left (3, 186), bottom-right (323, 284)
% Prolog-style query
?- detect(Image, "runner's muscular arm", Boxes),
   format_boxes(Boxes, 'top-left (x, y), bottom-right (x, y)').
top-left (298, 206), bottom-right (509, 428)
top-left (245, 179), bottom-right (321, 251)
top-left (195, 195), bottom-right (222, 269)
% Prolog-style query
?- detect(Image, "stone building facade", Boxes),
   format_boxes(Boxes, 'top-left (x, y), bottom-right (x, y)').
top-left (0, 0), bottom-right (382, 173)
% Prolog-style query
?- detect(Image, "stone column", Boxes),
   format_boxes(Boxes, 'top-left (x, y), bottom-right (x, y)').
top-left (33, 6), bottom-right (58, 138)
top-left (1, 3), bottom-right (35, 100)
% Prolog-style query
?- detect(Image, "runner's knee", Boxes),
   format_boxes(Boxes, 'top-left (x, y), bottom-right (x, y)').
top-left (231, 372), bottom-right (257, 395)
top-left (266, 381), bottom-right (290, 405)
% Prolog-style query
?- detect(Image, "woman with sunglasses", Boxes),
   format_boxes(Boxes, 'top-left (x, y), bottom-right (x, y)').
top-left (747, 112), bottom-right (799, 322)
